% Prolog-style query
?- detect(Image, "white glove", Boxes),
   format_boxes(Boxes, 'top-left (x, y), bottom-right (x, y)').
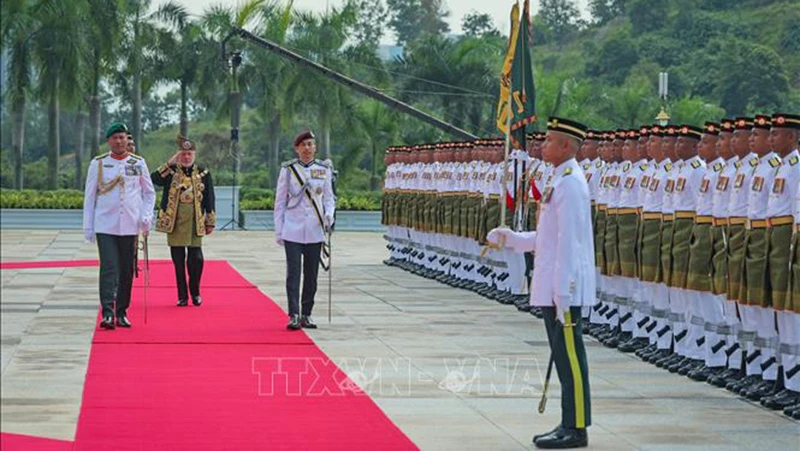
top-left (325, 214), bottom-right (334, 228)
top-left (486, 227), bottom-right (511, 248)
top-left (84, 229), bottom-right (96, 244)
top-left (554, 296), bottom-right (570, 326)
top-left (140, 219), bottom-right (151, 235)
top-left (275, 236), bottom-right (284, 247)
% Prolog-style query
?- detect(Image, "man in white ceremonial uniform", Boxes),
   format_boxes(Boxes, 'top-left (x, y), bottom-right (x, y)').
top-left (578, 131), bottom-right (604, 322)
top-left (614, 130), bottom-right (648, 351)
top-left (488, 117), bottom-right (595, 449)
top-left (721, 118), bottom-right (759, 390)
top-left (637, 125), bottom-right (674, 361)
top-left (758, 113), bottom-right (800, 409)
top-left (705, 119), bottom-right (743, 385)
top-left (684, 123), bottom-right (726, 380)
top-left (274, 130), bottom-right (335, 330)
top-left (83, 122), bottom-right (156, 329)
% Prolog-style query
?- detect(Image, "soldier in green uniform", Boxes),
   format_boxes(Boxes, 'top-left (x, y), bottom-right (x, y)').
top-left (152, 135), bottom-right (216, 307)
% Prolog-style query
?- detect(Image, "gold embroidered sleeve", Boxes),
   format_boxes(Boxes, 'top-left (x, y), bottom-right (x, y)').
top-left (158, 164), bottom-right (174, 177)
top-left (205, 211), bottom-right (217, 227)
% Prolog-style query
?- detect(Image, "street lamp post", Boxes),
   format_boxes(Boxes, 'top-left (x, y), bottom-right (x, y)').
top-left (657, 71), bottom-right (671, 126)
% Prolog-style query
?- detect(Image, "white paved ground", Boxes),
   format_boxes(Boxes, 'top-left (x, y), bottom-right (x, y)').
top-left (1, 230), bottom-right (798, 450)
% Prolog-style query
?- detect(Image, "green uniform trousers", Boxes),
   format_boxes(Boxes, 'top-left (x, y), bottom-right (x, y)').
top-left (617, 213), bottom-right (639, 278)
top-left (769, 224), bottom-right (792, 311)
top-left (639, 218), bottom-right (662, 283)
top-left (739, 228), bottom-right (770, 307)
top-left (686, 223), bottom-right (713, 292)
top-left (542, 307), bottom-right (592, 429)
top-left (711, 225), bottom-right (728, 296)
top-left (670, 218), bottom-right (694, 288)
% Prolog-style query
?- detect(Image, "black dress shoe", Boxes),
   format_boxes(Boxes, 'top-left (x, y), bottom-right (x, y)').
top-left (116, 316), bottom-right (132, 328)
top-left (727, 374), bottom-right (759, 392)
top-left (287, 315), bottom-right (301, 330)
top-left (618, 337), bottom-right (648, 353)
top-left (762, 390), bottom-right (800, 410)
top-left (300, 315), bottom-right (318, 329)
top-left (708, 369), bottom-right (741, 387)
top-left (744, 380), bottom-right (780, 400)
top-left (177, 299), bottom-right (189, 307)
top-left (532, 424), bottom-right (562, 443)
top-left (678, 360), bottom-right (704, 376)
top-left (688, 365), bottom-right (723, 382)
top-left (646, 349), bottom-right (671, 364)
top-left (100, 316), bottom-right (115, 330)
top-left (192, 296), bottom-right (202, 306)
top-left (783, 401), bottom-right (800, 416)
top-left (534, 427), bottom-right (588, 449)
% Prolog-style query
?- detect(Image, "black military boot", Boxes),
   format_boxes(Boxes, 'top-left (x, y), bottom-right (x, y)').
top-left (534, 427), bottom-right (588, 449)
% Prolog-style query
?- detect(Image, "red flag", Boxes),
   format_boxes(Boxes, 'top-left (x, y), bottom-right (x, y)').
top-left (506, 191), bottom-right (515, 210)
top-left (530, 180), bottom-right (542, 201)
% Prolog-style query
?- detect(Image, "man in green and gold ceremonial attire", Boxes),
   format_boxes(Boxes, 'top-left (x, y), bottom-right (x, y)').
top-left (152, 134), bottom-right (216, 307)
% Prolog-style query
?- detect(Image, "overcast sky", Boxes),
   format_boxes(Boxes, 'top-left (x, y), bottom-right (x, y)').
top-left (158, 0), bottom-right (590, 44)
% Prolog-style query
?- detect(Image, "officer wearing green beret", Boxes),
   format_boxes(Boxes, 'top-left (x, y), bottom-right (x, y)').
top-left (83, 123), bottom-right (156, 329)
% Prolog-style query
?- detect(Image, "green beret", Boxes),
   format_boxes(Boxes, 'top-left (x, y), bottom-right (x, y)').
top-left (105, 123), bottom-right (129, 139)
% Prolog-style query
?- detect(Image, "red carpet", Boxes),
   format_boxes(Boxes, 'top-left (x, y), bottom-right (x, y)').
top-left (78, 260), bottom-right (416, 450)
top-left (1, 259), bottom-right (417, 450)
top-left (0, 259), bottom-right (99, 270)
top-left (0, 433), bottom-right (73, 451)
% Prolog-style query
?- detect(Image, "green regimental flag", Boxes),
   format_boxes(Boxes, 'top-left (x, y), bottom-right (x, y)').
top-left (504, 0), bottom-right (537, 149)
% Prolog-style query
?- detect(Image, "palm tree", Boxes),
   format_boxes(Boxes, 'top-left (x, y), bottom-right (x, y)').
top-left (32, 0), bottom-right (85, 189)
top-left (1, 0), bottom-right (36, 189)
top-left (290, 3), bottom-right (358, 159)
top-left (85, 0), bottom-right (123, 158)
top-left (393, 34), bottom-right (500, 137)
top-left (353, 100), bottom-right (398, 190)
top-left (246, 0), bottom-right (297, 180)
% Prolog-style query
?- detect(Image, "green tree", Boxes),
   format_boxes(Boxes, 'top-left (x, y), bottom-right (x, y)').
top-left (462, 11), bottom-right (499, 38)
top-left (1, 0), bottom-right (36, 189)
top-left (291, 3), bottom-right (358, 159)
top-left (85, 0), bottom-right (124, 160)
top-left (386, 0), bottom-right (449, 45)
top-left (714, 39), bottom-right (789, 115)
top-left (539, 0), bottom-right (584, 43)
top-left (584, 27), bottom-right (638, 85)
top-left (352, 100), bottom-right (399, 190)
top-left (32, 0), bottom-right (86, 189)
top-left (628, 0), bottom-right (668, 35)
top-left (588, 0), bottom-right (627, 26)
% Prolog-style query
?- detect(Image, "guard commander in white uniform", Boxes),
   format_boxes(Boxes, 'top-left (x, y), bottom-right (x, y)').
top-left (274, 130), bottom-right (336, 330)
top-left (488, 117), bottom-right (596, 449)
top-left (83, 123), bottom-right (156, 329)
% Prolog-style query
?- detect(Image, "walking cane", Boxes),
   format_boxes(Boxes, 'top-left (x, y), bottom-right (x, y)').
top-left (327, 227), bottom-right (332, 324)
top-left (538, 352), bottom-right (555, 414)
top-left (143, 234), bottom-right (150, 325)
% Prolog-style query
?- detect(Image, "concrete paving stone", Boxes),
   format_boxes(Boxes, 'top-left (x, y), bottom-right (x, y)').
top-left (2, 230), bottom-right (799, 448)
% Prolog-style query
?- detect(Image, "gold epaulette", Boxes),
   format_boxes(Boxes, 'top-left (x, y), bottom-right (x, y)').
top-left (769, 157), bottom-right (781, 168)
top-left (791, 156), bottom-right (799, 166)
top-left (713, 162), bottom-right (723, 172)
top-left (749, 157), bottom-right (759, 167)
top-left (691, 160), bottom-right (702, 169)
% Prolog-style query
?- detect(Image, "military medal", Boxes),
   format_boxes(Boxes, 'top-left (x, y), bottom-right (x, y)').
top-left (773, 178), bottom-right (785, 194)
top-left (666, 180), bottom-right (675, 193)
top-left (640, 176), bottom-right (650, 188)
top-left (676, 177), bottom-right (686, 192)
top-left (752, 176), bottom-right (764, 192)
top-left (625, 177), bottom-right (635, 189)
top-left (649, 179), bottom-right (660, 191)
top-left (700, 179), bottom-right (710, 193)
top-left (542, 187), bottom-right (553, 203)
top-left (716, 176), bottom-right (729, 191)
top-left (734, 173), bottom-right (745, 188)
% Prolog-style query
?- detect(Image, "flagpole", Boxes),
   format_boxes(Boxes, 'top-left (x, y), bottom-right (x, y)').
top-left (500, 89), bottom-right (512, 227)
